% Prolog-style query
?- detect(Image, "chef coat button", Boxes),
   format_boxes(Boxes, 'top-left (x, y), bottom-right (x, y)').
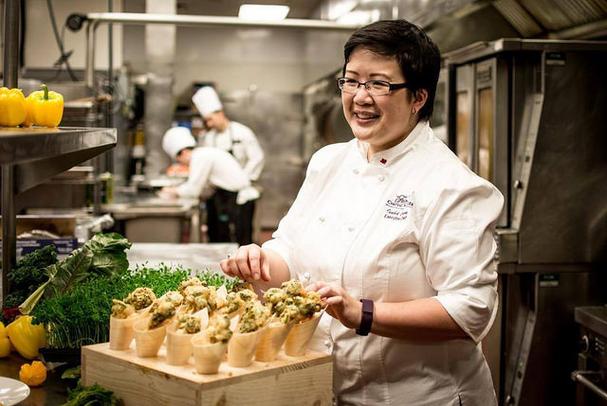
top-left (302, 272), bottom-right (311, 282)
top-left (324, 340), bottom-right (331, 349)
top-left (353, 168), bottom-right (359, 175)
top-left (348, 226), bottom-right (355, 232)
top-left (378, 175), bottom-right (385, 182)
top-left (319, 216), bottom-right (325, 222)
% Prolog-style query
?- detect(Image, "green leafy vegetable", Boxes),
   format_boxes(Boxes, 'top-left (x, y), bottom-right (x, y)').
top-left (61, 366), bottom-right (81, 380)
top-left (63, 382), bottom-right (121, 406)
top-left (32, 264), bottom-right (188, 349)
top-left (8, 245), bottom-right (57, 290)
top-left (19, 233), bottom-right (132, 315)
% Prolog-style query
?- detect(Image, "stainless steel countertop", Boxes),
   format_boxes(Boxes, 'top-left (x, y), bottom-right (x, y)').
top-left (102, 190), bottom-right (200, 219)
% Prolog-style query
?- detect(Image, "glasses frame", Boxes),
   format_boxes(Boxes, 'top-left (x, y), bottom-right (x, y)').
top-left (337, 77), bottom-right (411, 96)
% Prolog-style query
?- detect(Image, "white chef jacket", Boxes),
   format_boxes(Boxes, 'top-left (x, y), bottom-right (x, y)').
top-left (175, 147), bottom-right (259, 204)
top-left (263, 121), bottom-right (503, 405)
top-left (201, 121), bottom-right (265, 182)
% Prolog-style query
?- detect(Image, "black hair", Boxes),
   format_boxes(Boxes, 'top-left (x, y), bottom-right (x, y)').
top-left (343, 20), bottom-right (441, 121)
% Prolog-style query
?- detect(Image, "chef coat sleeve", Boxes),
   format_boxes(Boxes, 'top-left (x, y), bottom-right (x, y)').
top-left (176, 150), bottom-right (214, 198)
top-left (262, 145), bottom-right (338, 279)
top-left (419, 174), bottom-right (504, 343)
top-left (238, 124), bottom-right (265, 182)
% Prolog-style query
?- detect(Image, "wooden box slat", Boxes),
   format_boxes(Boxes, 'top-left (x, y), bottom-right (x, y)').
top-left (82, 343), bottom-right (333, 406)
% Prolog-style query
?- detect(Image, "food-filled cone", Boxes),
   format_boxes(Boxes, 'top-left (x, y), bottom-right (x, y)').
top-left (227, 329), bottom-right (262, 367)
top-left (133, 318), bottom-right (168, 357)
top-left (166, 324), bottom-right (197, 366)
top-left (109, 315), bottom-right (139, 350)
top-left (192, 336), bottom-right (227, 374)
top-left (255, 322), bottom-right (292, 362)
top-left (284, 313), bottom-right (321, 357)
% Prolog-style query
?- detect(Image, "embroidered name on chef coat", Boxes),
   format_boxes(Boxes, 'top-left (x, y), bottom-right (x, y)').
top-left (384, 194), bottom-right (413, 221)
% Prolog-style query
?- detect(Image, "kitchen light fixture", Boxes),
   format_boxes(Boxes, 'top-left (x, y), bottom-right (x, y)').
top-left (238, 4), bottom-right (290, 21)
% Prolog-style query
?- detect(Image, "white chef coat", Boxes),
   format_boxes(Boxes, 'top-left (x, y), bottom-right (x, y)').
top-left (175, 147), bottom-right (259, 204)
top-left (263, 121), bottom-right (503, 405)
top-left (201, 121), bottom-right (265, 182)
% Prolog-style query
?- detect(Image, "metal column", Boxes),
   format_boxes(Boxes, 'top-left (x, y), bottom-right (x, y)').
top-left (1, 0), bottom-right (21, 304)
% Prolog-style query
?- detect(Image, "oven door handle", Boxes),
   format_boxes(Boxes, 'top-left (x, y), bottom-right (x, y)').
top-left (571, 370), bottom-right (607, 401)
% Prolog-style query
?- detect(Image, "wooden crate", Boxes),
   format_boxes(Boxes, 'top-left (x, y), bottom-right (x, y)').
top-left (82, 343), bottom-right (333, 406)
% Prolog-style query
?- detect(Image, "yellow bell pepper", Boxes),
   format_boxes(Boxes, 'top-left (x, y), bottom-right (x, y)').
top-left (22, 95), bottom-right (35, 127)
top-left (6, 315), bottom-right (47, 359)
top-left (28, 84), bottom-right (63, 127)
top-left (19, 360), bottom-right (47, 386)
top-left (0, 87), bottom-right (26, 126)
top-left (0, 336), bottom-right (10, 357)
top-left (0, 322), bottom-right (10, 357)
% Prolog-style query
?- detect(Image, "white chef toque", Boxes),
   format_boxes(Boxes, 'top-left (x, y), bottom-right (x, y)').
top-left (162, 126), bottom-right (196, 159)
top-left (192, 86), bottom-right (223, 118)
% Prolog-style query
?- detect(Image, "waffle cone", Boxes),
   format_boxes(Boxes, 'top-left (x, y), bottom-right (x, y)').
top-left (109, 314), bottom-right (140, 350)
top-left (133, 318), bottom-right (168, 357)
top-left (255, 322), bottom-right (292, 362)
top-left (227, 329), bottom-right (262, 367)
top-left (284, 313), bottom-right (321, 357)
top-left (192, 336), bottom-right (227, 374)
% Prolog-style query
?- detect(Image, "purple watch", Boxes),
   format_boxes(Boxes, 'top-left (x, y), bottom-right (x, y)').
top-left (355, 299), bottom-right (374, 336)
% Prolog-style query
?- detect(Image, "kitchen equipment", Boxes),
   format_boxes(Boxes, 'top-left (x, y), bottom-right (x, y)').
top-left (573, 306), bottom-right (607, 405)
top-left (444, 39), bottom-right (607, 405)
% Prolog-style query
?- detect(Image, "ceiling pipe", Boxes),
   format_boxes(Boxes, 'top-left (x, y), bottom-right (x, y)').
top-left (84, 12), bottom-right (360, 89)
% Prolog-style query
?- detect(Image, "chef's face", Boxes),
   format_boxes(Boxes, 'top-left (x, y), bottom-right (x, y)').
top-left (342, 47), bottom-right (425, 158)
top-left (176, 148), bottom-right (192, 165)
top-left (204, 111), bottom-right (228, 131)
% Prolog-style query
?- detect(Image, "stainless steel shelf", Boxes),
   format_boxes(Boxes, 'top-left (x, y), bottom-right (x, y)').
top-left (1, 126), bottom-right (117, 304)
top-left (0, 127), bottom-right (116, 193)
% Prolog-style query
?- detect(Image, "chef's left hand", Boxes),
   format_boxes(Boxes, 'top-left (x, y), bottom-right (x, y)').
top-left (309, 281), bottom-right (362, 330)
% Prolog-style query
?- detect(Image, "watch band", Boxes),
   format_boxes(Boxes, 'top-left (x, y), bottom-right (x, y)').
top-left (355, 299), bottom-right (374, 336)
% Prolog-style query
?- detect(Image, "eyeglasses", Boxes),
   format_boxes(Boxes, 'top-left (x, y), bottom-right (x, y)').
top-left (337, 77), bottom-right (410, 96)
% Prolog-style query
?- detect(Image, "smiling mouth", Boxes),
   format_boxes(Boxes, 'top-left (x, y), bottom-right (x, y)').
top-left (354, 112), bottom-right (380, 121)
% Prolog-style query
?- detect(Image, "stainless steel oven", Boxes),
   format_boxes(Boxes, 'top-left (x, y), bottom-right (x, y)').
top-left (573, 307), bottom-right (607, 405)
top-left (445, 39), bottom-right (607, 406)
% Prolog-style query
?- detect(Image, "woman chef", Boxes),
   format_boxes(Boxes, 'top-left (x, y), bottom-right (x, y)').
top-left (192, 86), bottom-right (265, 245)
top-left (220, 19), bottom-right (503, 405)
top-left (160, 126), bottom-right (259, 245)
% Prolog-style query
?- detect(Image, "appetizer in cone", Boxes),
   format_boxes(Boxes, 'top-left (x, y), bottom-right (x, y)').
top-left (274, 280), bottom-right (323, 357)
top-left (181, 284), bottom-right (217, 314)
top-left (166, 314), bottom-right (202, 365)
top-left (133, 299), bottom-right (177, 357)
top-left (218, 291), bottom-right (245, 318)
top-left (228, 301), bottom-right (270, 367)
top-left (109, 299), bottom-right (137, 350)
top-left (254, 287), bottom-right (298, 361)
top-left (124, 287), bottom-right (156, 314)
top-left (109, 286), bottom-right (158, 350)
top-left (193, 314), bottom-right (233, 374)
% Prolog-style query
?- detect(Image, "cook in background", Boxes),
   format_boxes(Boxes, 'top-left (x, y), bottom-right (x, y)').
top-left (160, 126), bottom-right (259, 245)
top-left (220, 19), bottom-right (504, 405)
top-left (192, 86), bottom-right (265, 244)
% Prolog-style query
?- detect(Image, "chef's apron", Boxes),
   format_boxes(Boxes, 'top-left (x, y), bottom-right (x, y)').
top-left (206, 127), bottom-right (255, 245)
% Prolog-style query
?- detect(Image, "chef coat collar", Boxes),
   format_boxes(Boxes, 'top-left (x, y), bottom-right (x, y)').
top-left (356, 120), bottom-right (429, 167)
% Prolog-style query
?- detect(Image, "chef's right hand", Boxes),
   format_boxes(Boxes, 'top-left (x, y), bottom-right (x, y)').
top-left (220, 244), bottom-right (271, 282)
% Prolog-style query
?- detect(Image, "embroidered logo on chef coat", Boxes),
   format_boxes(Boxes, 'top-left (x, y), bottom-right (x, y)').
top-left (384, 194), bottom-right (413, 221)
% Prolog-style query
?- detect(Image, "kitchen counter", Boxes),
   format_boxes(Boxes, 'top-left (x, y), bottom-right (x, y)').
top-left (0, 354), bottom-right (70, 405)
top-left (103, 190), bottom-right (202, 243)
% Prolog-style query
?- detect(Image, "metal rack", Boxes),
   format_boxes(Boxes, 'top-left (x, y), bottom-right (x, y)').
top-left (1, 127), bottom-right (117, 305)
